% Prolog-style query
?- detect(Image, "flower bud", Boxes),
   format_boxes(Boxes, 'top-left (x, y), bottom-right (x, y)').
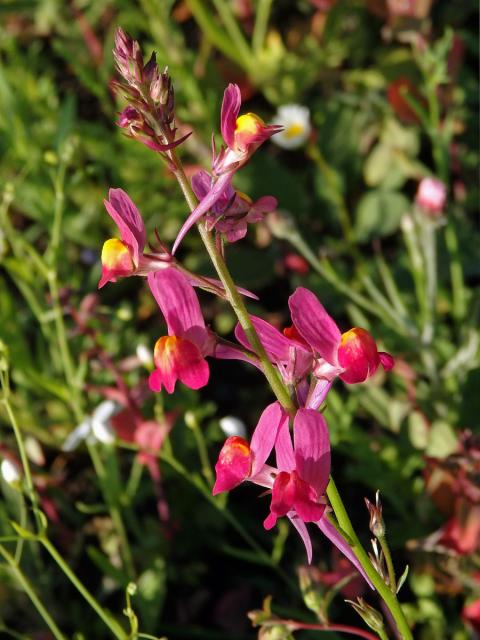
top-left (415, 177), bottom-right (447, 216)
top-left (346, 597), bottom-right (385, 633)
top-left (365, 491), bottom-right (385, 538)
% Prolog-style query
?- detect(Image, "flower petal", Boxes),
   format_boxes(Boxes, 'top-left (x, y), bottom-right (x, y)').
top-left (379, 351), bottom-right (395, 371)
top-left (148, 269), bottom-right (205, 339)
top-left (172, 172), bottom-right (233, 254)
top-left (294, 409), bottom-right (330, 496)
top-left (151, 335), bottom-right (209, 393)
top-left (250, 402), bottom-right (288, 476)
top-left (235, 316), bottom-right (298, 363)
top-left (274, 415), bottom-right (295, 472)
top-left (213, 436), bottom-right (252, 495)
top-left (289, 288), bottom-right (341, 365)
top-left (104, 189), bottom-right (146, 266)
top-left (305, 379), bottom-right (332, 410)
top-left (338, 328), bottom-right (380, 384)
top-left (221, 84), bottom-right (242, 149)
top-left (288, 513), bottom-right (313, 563)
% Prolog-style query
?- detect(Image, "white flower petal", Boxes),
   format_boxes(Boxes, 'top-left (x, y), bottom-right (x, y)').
top-left (219, 416), bottom-right (247, 438)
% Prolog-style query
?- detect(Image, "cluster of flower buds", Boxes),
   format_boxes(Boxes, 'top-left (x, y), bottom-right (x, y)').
top-left (112, 28), bottom-right (191, 156)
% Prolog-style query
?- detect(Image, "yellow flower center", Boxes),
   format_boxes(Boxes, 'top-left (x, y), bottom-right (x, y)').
top-left (101, 238), bottom-right (133, 270)
top-left (284, 123), bottom-right (305, 139)
top-left (235, 113), bottom-right (265, 135)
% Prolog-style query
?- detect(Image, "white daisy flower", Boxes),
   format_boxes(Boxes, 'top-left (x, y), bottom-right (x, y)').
top-left (219, 416), bottom-right (247, 439)
top-left (136, 343), bottom-right (153, 367)
top-left (271, 104), bottom-right (312, 150)
top-left (1, 459), bottom-right (21, 485)
top-left (62, 400), bottom-right (119, 451)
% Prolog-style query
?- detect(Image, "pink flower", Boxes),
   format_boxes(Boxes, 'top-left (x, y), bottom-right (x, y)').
top-left (191, 169), bottom-right (277, 243)
top-left (148, 269), bottom-right (215, 393)
top-left (463, 599), bottom-right (480, 633)
top-left (216, 84), bottom-right (281, 175)
top-left (172, 84), bottom-right (281, 254)
top-left (99, 188), bottom-right (171, 288)
top-left (415, 177), bottom-right (447, 216)
top-left (213, 403), bottom-right (374, 587)
top-left (288, 288), bottom-right (394, 385)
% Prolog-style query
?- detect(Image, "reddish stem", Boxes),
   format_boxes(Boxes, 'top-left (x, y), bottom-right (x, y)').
top-left (278, 619), bottom-right (379, 640)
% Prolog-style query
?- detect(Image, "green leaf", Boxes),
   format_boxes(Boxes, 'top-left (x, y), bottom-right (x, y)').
top-left (355, 190), bottom-right (410, 242)
top-left (425, 421), bottom-right (458, 458)
top-left (408, 411), bottom-right (429, 450)
top-left (87, 546), bottom-right (128, 586)
top-left (364, 143), bottom-right (394, 187)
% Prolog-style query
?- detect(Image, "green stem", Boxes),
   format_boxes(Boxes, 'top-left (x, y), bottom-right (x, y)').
top-left (40, 536), bottom-right (127, 639)
top-left (307, 145), bottom-right (354, 247)
top-left (375, 253), bottom-right (408, 319)
top-left (326, 477), bottom-right (412, 639)
top-left (185, 0), bottom-right (250, 70)
top-left (47, 161), bottom-right (67, 267)
top-left (186, 414), bottom-right (215, 486)
top-left (444, 221), bottom-right (466, 321)
top-left (158, 449), bottom-right (297, 594)
top-left (47, 273), bottom-right (84, 422)
top-left (378, 535), bottom-right (397, 594)
top-left (419, 217), bottom-right (437, 344)
top-left (0, 544), bottom-right (67, 640)
top-left (0, 395), bottom-right (44, 533)
top-left (87, 443), bottom-right (135, 580)
top-left (211, 0), bottom-right (253, 70)
top-left (252, 0), bottom-right (273, 54)
top-left (424, 72), bottom-right (466, 323)
top-left (171, 161), bottom-right (295, 414)
top-left (401, 215), bottom-right (427, 332)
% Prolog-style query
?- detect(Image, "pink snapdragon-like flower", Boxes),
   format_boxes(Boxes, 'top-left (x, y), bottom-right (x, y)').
top-left (213, 402), bottom-right (286, 495)
top-left (213, 403), bottom-right (374, 585)
top-left (99, 188), bottom-right (171, 288)
top-left (289, 288), bottom-right (394, 385)
top-left (217, 84), bottom-right (282, 174)
top-left (172, 84), bottom-right (281, 254)
top-left (191, 169), bottom-right (277, 243)
top-left (415, 177), bottom-right (447, 216)
top-left (263, 408), bottom-right (330, 531)
top-left (148, 269), bottom-right (215, 393)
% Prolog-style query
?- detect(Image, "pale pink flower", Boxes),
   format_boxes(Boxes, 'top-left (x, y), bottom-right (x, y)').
top-left (415, 177), bottom-right (447, 216)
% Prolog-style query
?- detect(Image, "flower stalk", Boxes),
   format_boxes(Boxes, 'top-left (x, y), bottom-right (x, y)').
top-left (169, 150), bottom-right (413, 639)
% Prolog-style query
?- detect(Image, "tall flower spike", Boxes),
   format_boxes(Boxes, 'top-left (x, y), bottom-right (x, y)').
top-left (148, 269), bottom-right (215, 393)
top-left (171, 84), bottom-right (281, 254)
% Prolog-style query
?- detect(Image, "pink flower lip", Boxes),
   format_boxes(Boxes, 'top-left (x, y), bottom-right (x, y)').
top-left (213, 436), bottom-right (252, 495)
top-left (148, 269), bottom-right (213, 393)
